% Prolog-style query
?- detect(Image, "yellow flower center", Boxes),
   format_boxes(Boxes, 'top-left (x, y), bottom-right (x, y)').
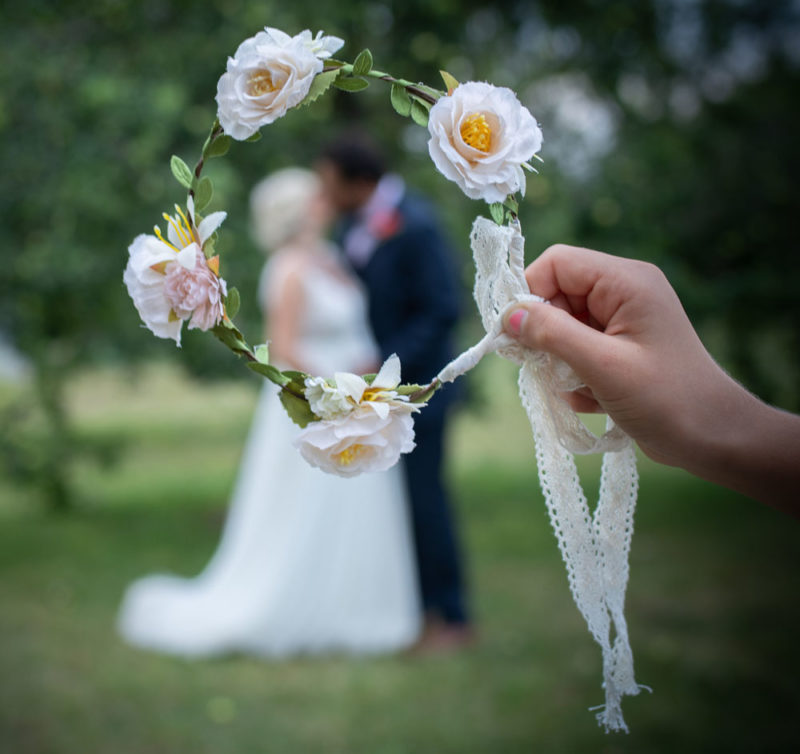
top-left (248, 70), bottom-right (278, 96)
top-left (337, 444), bottom-right (367, 466)
top-left (362, 387), bottom-right (386, 402)
top-left (460, 112), bottom-right (492, 153)
top-left (154, 205), bottom-right (198, 252)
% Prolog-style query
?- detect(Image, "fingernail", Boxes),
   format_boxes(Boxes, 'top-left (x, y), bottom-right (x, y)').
top-left (506, 308), bottom-right (528, 337)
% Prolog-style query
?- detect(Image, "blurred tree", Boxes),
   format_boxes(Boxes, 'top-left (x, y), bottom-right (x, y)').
top-left (1, 0), bottom-right (797, 508)
top-left (0, 0), bottom-right (491, 508)
top-left (532, 0), bottom-right (800, 404)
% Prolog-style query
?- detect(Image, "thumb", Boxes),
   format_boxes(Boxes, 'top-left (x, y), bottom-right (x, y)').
top-left (503, 302), bottom-right (611, 380)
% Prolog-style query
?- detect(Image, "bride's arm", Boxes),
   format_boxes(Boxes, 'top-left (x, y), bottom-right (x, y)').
top-left (265, 257), bottom-right (308, 372)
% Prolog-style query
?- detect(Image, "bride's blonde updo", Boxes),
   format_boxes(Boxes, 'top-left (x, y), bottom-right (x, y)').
top-left (249, 167), bottom-right (321, 253)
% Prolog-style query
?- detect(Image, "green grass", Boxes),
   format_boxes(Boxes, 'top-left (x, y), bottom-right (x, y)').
top-left (0, 360), bottom-right (798, 753)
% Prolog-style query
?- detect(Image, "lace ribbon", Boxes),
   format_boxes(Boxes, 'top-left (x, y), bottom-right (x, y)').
top-left (437, 217), bottom-right (645, 732)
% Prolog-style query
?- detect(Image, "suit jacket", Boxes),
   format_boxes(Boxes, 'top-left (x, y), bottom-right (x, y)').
top-left (342, 192), bottom-right (461, 397)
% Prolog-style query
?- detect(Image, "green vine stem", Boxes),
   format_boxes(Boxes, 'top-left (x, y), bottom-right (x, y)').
top-left (325, 61), bottom-right (442, 105)
top-left (190, 119), bottom-right (225, 196)
top-left (185, 56), bottom-right (447, 409)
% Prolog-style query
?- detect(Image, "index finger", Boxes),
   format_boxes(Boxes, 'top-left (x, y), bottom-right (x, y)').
top-left (526, 243), bottom-right (618, 300)
top-left (527, 244), bottom-right (641, 328)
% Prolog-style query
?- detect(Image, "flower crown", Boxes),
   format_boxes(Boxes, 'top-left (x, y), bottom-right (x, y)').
top-left (124, 26), bottom-right (543, 477)
top-left (124, 26), bottom-right (650, 733)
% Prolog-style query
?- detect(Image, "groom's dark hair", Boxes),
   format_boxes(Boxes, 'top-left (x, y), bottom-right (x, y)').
top-left (320, 132), bottom-right (386, 184)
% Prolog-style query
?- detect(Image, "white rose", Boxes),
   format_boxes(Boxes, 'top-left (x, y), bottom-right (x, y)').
top-left (303, 353), bottom-right (410, 421)
top-left (263, 27), bottom-right (344, 60)
top-left (216, 27), bottom-right (341, 141)
top-left (295, 354), bottom-right (424, 476)
top-left (294, 404), bottom-right (417, 477)
top-left (305, 376), bottom-right (353, 420)
top-left (330, 353), bottom-right (406, 418)
top-left (427, 81), bottom-right (543, 204)
top-left (124, 234), bottom-right (186, 344)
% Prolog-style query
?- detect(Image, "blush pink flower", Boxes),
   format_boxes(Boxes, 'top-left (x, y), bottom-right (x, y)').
top-left (164, 248), bottom-right (227, 332)
top-left (124, 198), bottom-right (228, 345)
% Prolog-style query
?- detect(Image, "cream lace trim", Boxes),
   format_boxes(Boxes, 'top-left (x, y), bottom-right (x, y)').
top-left (437, 217), bottom-right (646, 732)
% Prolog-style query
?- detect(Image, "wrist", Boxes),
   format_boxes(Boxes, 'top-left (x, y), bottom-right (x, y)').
top-left (685, 379), bottom-right (759, 480)
top-left (681, 378), bottom-right (800, 514)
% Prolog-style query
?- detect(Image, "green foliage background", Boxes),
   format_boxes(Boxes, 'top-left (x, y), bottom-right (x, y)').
top-left (1, 362), bottom-right (798, 753)
top-left (1, 0), bottom-right (799, 505)
top-left (0, 4), bottom-right (798, 749)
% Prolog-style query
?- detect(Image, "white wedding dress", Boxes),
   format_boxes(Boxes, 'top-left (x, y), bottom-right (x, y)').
top-left (118, 245), bottom-right (421, 657)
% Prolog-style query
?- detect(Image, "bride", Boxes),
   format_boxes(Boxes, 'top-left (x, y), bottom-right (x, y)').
top-left (118, 167), bottom-right (421, 657)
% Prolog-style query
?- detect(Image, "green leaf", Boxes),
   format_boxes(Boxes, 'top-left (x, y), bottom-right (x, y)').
top-left (394, 383), bottom-right (425, 396)
top-left (278, 389), bottom-right (318, 428)
top-left (503, 195), bottom-right (519, 215)
top-left (225, 287), bottom-right (240, 320)
top-left (412, 383), bottom-right (440, 403)
top-left (415, 84), bottom-right (442, 100)
top-left (390, 83), bottom-right (412, 116)
top-left (299, 69), bottom-right (341, 108)
top-left (396, 382), bottom-right (439, 403)
top-left (254, 343), bottom-right (270, 364)
top-left (282, 370), bottom-right (311, 385)
top-left (194, 176), bottom-right (213, 211)
top-left (410, 99), bottom-right (430, 127)
top-left (333, 76), bottom-right (370, 92)
top-left (352, 49), bottom-right (373, 76)
top-left (440, 70), bottom-right (460, 94)
top-left (489, 202), bottom-right (505, 225)
top-left (170, 155), bottom-right (193, 189)
top-left (213, 325), bottom-right (248, 353)
top-left (247, 361), bottom-right (290, 386)
top-left (204, 134), bottom-right (231, 159)
top-left (246, 131), bottom-right (262, 142)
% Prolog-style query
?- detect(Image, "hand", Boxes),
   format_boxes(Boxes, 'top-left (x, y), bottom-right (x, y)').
top-left (502, 243), bottom-right (800, 515)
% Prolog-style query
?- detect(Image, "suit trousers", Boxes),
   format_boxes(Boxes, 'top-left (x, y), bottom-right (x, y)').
top-left (401, 402), bottom-right (469, 625)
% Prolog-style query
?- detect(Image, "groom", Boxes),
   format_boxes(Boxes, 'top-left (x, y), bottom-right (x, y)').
top-left (317, 135), bottom-right (473, 650)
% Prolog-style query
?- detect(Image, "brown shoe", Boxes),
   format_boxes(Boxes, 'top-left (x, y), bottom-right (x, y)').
top-left (408, 622), bottom-right (476, 656)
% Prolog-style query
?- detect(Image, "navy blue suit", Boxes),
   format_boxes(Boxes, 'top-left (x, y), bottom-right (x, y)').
top-left (342, 193), bottom-right (470, 625)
